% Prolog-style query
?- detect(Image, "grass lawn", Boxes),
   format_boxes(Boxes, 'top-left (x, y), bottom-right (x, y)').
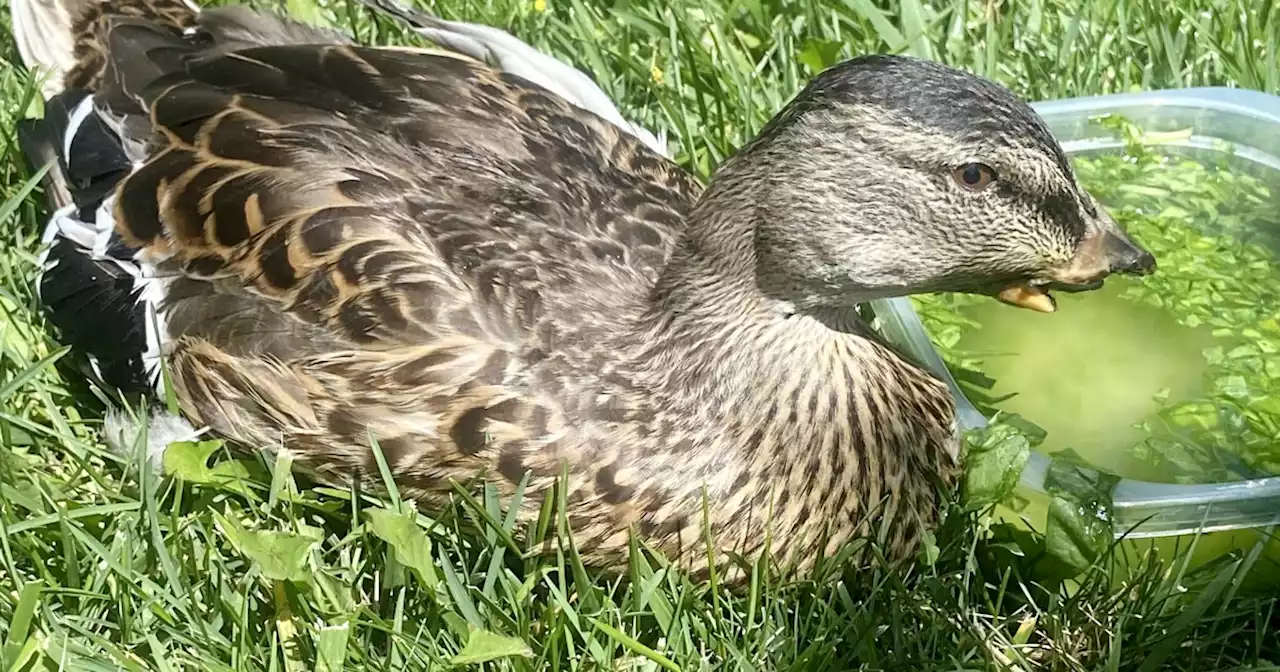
top-left (1, 0), bottom-right (1278, 669)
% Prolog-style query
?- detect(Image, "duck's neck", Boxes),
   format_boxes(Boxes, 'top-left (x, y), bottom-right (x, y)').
top-left (636, 189), bottom-right (778, 382)
top-left (610, 185), bottom-right (961, 556)
top-left (637, 160), bottom-right (882, 363)
top-left (634, 189), bottom-right (949, 431)
top-left (626, 213), bottom-right (960, 533)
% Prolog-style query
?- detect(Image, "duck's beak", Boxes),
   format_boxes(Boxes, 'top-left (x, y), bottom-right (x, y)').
top-left (997, 284), bottom-right (1059, 313)
top-left (997, 206), bottom-right (1157, 313)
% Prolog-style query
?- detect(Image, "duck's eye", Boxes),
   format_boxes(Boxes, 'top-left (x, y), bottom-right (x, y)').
top-left (952, 163), bottom-right (997, 191)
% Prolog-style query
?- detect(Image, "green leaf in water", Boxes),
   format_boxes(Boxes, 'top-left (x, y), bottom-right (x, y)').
top-left (961, 420), bottom-right (1031, 511)
top-left (1253, 396), bottom-right (1280, 416)
top-left (1215, 375), bottom-right (1250, 399)
top-left (998, 412), bottom-right (1048, 447)
top-left (1043, 461), bottom-right (1119, 576)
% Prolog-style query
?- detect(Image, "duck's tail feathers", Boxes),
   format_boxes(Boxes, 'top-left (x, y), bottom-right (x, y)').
top-left (15, 1), bottom-right (350, 402)
top-left (12, 0), bottom-right (199, 400)
top-left (11, 0), bottom-right (80, 97)
top-left (104, 407), bottom-right (208, 475)
top-left (9, 0), bottom-right (199, 97)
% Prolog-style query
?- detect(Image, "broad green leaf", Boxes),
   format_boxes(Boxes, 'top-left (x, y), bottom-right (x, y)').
top-left (1045, 496), bottom-right (1109, 574)
top-left (1043, 462), bottom-right (1119, 576)
top-left (215, 514), bottom-right (319, 583)
top-left (365, 508), bottom-right (439, 590)
top-left (1253, 396), bottom-right (1280, 416)
top-left (1216, 375), bottom-right (1250, 399)
top-left (449, 629), bottom-right (532, 666)
top-left (961, 422), bottom-right (1031, 510)
top-left (998, 413), bottom-right (1048, 447)
top-left (164, 439), bottom-right (254, 496)
top-left (918, 529), bottom-right (940, 566)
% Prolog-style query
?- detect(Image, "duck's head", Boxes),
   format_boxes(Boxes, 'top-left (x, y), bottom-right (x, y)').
top-left (707, 54), bottom-right (1155, 313)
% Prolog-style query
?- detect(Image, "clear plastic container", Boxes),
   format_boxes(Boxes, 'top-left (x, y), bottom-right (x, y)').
top-left (872, 87), bottom-right (1280, 540)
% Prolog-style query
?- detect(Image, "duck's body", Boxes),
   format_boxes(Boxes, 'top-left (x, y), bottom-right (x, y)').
top-left (14, 0), bottom-right (1152, 575)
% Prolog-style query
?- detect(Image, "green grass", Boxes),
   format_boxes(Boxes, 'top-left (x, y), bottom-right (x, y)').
top-left (1, 0), bottom-right (1279, 669)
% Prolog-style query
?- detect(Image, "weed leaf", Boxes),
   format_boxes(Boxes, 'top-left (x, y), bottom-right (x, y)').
top-left (450, 629), bottom-right (533, 666)
top-left (215, 514), bottom-right (320, 583)
top-left (365, 507), bottom-right (440, 590)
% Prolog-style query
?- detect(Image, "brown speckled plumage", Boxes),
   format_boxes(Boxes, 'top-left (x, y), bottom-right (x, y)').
top-left (17, 0), bottom-right (1156, 579)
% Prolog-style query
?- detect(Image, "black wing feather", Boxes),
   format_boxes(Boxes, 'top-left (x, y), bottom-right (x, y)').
top-left (22, 88), bottom-right (151, 395)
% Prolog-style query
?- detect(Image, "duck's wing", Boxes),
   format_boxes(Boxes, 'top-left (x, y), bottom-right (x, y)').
top-left (100, 17), bottom-right (697, 338)
top-left (22, 5), bottom-right (698, 395)
top-left (352, 0), bottom-right (669, 158)
top-left (15, 6), bottom-right (705, 500)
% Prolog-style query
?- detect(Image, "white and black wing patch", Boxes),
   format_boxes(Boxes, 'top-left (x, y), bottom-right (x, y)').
top-left (21, 90), bottom-right (169, 396)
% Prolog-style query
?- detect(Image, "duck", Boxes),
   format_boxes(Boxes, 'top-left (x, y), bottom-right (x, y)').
top-left (11, 0), bottom-right (1156, 577)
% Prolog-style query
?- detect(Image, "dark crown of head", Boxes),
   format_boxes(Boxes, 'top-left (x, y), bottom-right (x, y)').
top-left (759, 55), bottom-right (1070, 173)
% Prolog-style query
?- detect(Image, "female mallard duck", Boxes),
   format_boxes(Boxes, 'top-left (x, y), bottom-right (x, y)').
top-left (13, 0), bottom-right (1154, 576)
